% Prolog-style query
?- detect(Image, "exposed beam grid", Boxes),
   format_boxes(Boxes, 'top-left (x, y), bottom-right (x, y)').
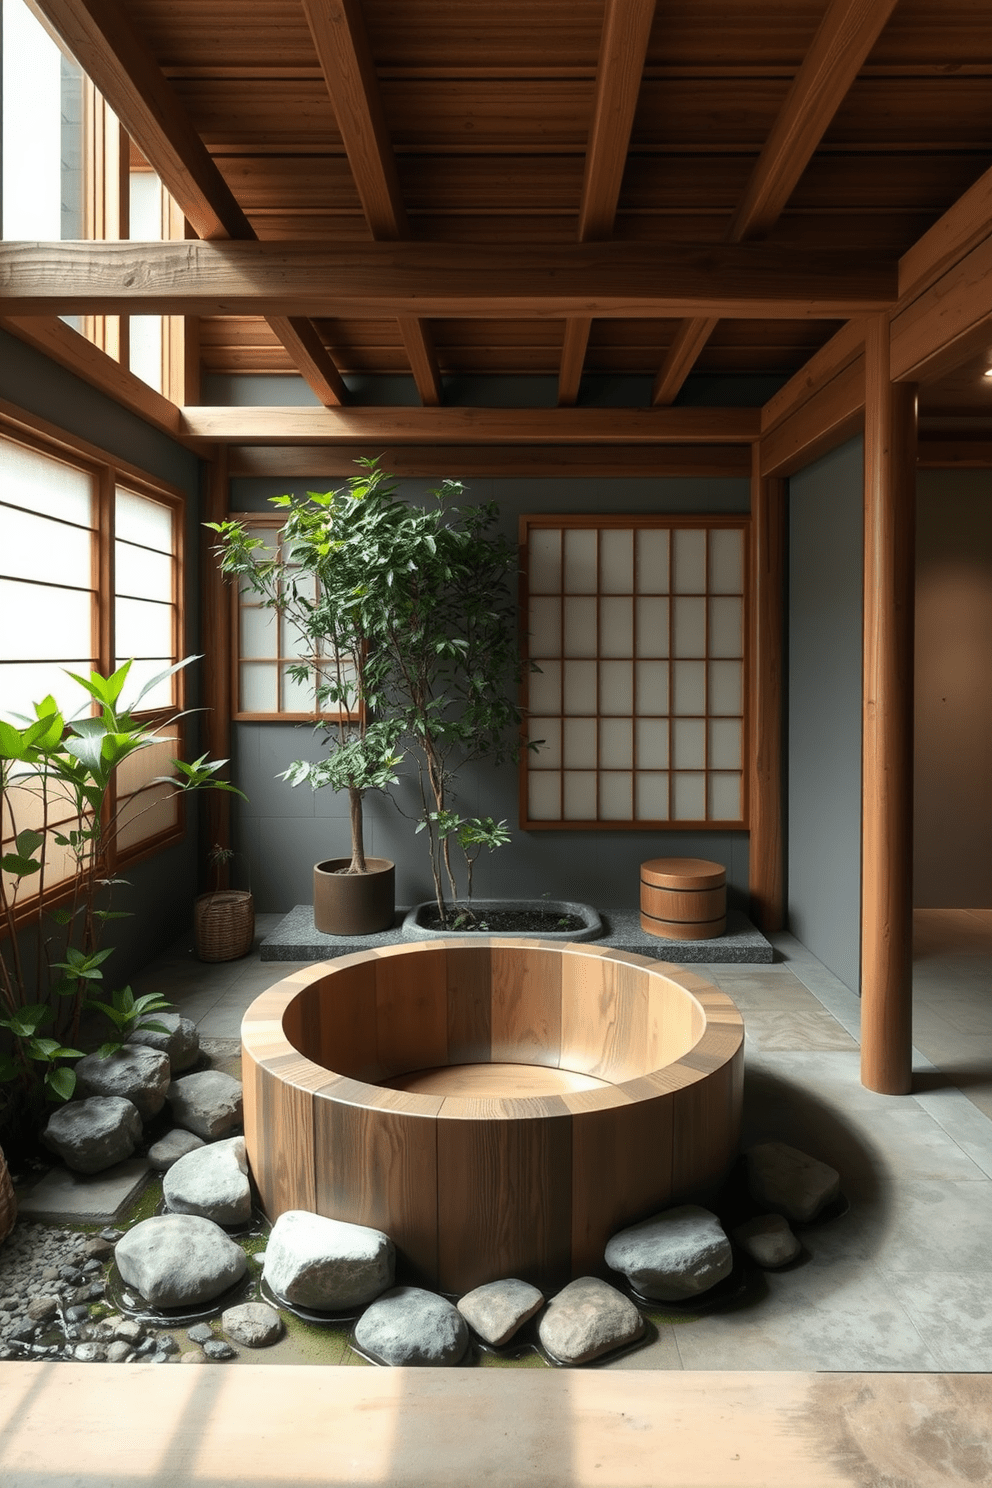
top-left (652, 0), bottom-right (901, 406)
top-left (29, 0), bottom-right (348, 406)
top-left (302, 0), bottom-right (441, 406)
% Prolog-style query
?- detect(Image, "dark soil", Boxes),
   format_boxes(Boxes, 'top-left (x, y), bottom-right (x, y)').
top-left (419, 907), bottom-right (587, 934)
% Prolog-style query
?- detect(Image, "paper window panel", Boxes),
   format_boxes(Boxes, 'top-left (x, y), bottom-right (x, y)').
top-left (636, 718), bottom-right (669, 770)
top-left (600, 659), bottom-right (633, 716)
top-left (600, 717), bottom-right (632, 770)
top-left (599, 596), bottom-right (633, 658)
top-left (635, 596), bottom-right (669, 657)
top-left (709, 660), bottom-right (743, 716)
top-left (709, 528), bottom-right (744, 594)
top-left (709, 718), bottom-right (742, 771)
top-left (529, 717), bottom-right (561, 768)
top-left (636, 771), bottom-right (669, 819)
top-left (528, 771), bottom-right (561, 821)
top-left (116, 780), bottom-right (180, 852)
top-left (709, 597), bottom-right (743, 658)
top-left (672, 660), bottom-right (706, 716)
top-left (241, 604), bottom-right (278, 659)
top-left (600, 772), bottom-right (633, 820)
top-left (240, 662), bottom-right (278, 714)
top-left (563, 528), bottom-right (597, 593)
top-left (115, 597), bottom-right (173, 660)
top-left (563, 660), bottom-right (597, 715)
top-left (1, 438), bottom-right (94, 528)
top-left (635, 660), bottom-right (668, 715)
top-left (709, 772), bottom-right (743, 821)
top-left (636, 529), bottom-right (669, 592)
top-left (115, 489), bottom-right (173, 553)
top-left (529, 659), bottom-right (561, 714)
top-left (4, 506), bottom-right (92, 588)
top-left (281, 664), bottom-right (318, 713)
top-left (115, 540), bottom-right (172, 601)
top-left (672, 596), bottom-right (706, 658)
top-left (563, 596), bottom-right (598, 657)
top-left (1, 579), bottom-right (93, 662)
top-left (563, 717), bottom-right (597, 769)
top-left (563, 771), bottom-right (597, 820)
top-left (599, 529), bottom-right (633, 593)
top-left (673, 718), bottom-right (706, 771)
top-left (528, 528), bottom-right (561, 593)
top-left (672, 772), bottom-right (706, 820)
top-left (529, 597), bottom-right (561, 657)
top-left (673, 529), bottom-right (706, 593)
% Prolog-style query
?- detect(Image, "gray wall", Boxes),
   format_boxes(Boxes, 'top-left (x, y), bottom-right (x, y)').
top-left (915, 470), bottom-right (992, 907)
top-left (228, 473), bottom-right (752, 916)
top-left (788, 437), bottom-right (864, 994)
top-left (0, 329), bottom-right (205, 985)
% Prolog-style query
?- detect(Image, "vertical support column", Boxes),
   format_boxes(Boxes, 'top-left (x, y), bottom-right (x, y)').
top-left (861, 316), bottom-right (917, 1094)
top-left (200, 444), bottom-right (232, 888)
top-left (748, 445), bottom-right (786, 932)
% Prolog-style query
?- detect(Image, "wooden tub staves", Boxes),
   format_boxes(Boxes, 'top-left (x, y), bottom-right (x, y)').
top-left (241, 939), bottom-right (744, 1296)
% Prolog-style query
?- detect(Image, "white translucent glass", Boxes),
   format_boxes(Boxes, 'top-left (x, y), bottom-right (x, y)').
top-left (709, 596), bottom-right (743, 658)
top-left (318, 661), bottom-right (358, 715)
top-left (116, 490), bottom-right (174, 553)
top-left (528, 771), bottom-right (561, 821)
top-left (529, 717), bottom-right (561, 768)
top-left (528, 528), bottom-right (561, 593)
top-left (599, 659), bottom-right (632, 715)
top-left (599, 529), bottom-right (633, 593)
top-left (636, 771), bottom-right (669, 820)
top-left (0, 436), bottom-right (93, 526)
top-left (672, 772), bottom-right (706, 820)
top-left (130, 169), bottom-right (164, 239)
top-left (563, 660), bottom-right (597, 715)
top-left (672, 660), bottom-right (706, 715)
top-left (599, 597), bottom-right (633, 658)
top-left (282, 664), bottom-right (319, 713)
top-left (282, 569), bottom-right (318, 605)
top-left (240, 605), bottom-right (278, 658)
top-left (673, 528), bottom-right (706, 593)
top-left (115, 540), bottom-right (172, 601)
top-left (0, 578), bottom-right (92, 660)
top-left (121, 658), bottom-right (174, 711)
top-left (563, 528), bottom-right (597, 593)
top-left (600, 717), bottom-right (632, 769)
top-left (709, 772), bottom-right (742, 821)
top-left (116, 781), bottom-right (180, 852)
top-left (709, 528), bottom-right (743, 594)
top-left (599, 772), bottom-right (632, 820)
top-left (528, 659), bottom-right (561, 713)
top-left (636, 718), bottom-right (669, 769)
top-left (563, 596), bottom-right (598, 657)
top-left (709, 717), bottom-right (742, 770)
top-left (1, 506), bottom-right (92, 588)
top-left (280, 612), bottom-right (313, 660)
top-left (563, 717), bottom-right (596, 769)
top-left (0, 660), bottom-right (94, 724)
top-left (635, 597), bottom-right (669, 658)
top-left (2, 1), bottom-right (62, 238)
top-left (673, 717), bottom-right (706, 770)
top-left (115, 738), bottom-right (175, 796)
top-left (636, 529), bottom-right (669, 593)
top-left (129, 316), bottom-right (164, 393)
top-left (115, 597), bottom-right (173, 658)
top-left (247, 525), bottom-right (281, 560)
top-left (240, 662), bottom-right (278, 713)
top-left (563, 771), bottom-right (597, 820)
top-left (528, 597), bottom-right (561, 657)
top-left (635, 659), bottom-right (669, 715)
top-left (672, 596), bottom-right (706, 658)
top-left (709, 659), bottom-right (743, 716)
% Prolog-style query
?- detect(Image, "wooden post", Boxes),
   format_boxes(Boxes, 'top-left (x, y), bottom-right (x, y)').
top-left (861, 316), bottom-right (917, 1094)
top-left (200, 444), bottom-right (232, 889)
top-left (748, 445), bottom-right (786, 931)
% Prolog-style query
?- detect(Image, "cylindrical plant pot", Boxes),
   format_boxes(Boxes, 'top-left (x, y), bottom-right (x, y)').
top-left (194, 889), bottom-right (255, 962)
top-left (0, 1144), bottom-right (16, 1244)
top-left (314, 857), bottom-right (395, 936)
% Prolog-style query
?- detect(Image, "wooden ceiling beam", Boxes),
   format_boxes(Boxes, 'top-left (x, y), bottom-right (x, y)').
top-left (652, 0), bottom-right (900, 406)
top-left (559, 0), bottom-right (656, 407)
top-left (301, 0), bottom-right (440, 407)
top-left (30, 0), bottom-right (347, 406)
top-left (227, 443), bottom-right (753, 480)
top-left (0, 241), bottom-right (896, 319)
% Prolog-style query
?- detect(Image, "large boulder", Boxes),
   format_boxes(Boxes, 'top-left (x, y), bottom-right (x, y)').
top-left (163, 1137), bottom-right (251, 1226)
top-left (167, 1070), bottom-right (243, 1140)
top-left (457, 1278), bottom-right (544, 1346)
top-left (538, 1277), bottom-right (644, 1365)
top-left (746, 1142), bottom-right (840, 1223)
top-left (74, 1046), bottom-right (171, 1121)
top-left (43, 1096), bottom-right (142, 1174)
top-left (605, 1205), bottom-right (733, 1301)
top-left (147, 1129), bottom-right (206, 1172)
top-left (115, 1214), bottom-right (247, 1307)
top-left (262, 1210), bottom-right (393, 1311)
top-left (129, 1013), bottom-right (200, 1074)
top-left (354, 1287), bottom-right (469, 1367)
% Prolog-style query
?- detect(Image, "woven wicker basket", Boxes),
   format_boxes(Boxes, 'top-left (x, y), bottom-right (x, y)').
top-left (194, 889), bottom-right (255, 963)
top-left (0, 1144), bottom-right (16, 1244)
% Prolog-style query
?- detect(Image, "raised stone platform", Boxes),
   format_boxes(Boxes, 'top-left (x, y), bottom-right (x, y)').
top-left (260, 905), bottom-right (774, 963)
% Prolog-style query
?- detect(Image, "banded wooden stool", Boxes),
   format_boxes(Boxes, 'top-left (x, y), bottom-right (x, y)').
top-left (640, 857), bottom-right (727, 940)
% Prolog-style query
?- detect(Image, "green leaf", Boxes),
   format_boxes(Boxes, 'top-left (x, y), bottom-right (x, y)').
top-left (129, 655), bottom-right (196, 710)
top-left (0, 1052), bottom-right (21, 1082)
top-left (92, 909), bottom-right (132, 921)
top-left (93, 1041), bottom-right (123, 1060)
top-left (0, 1004), bottom-right (52, 1038)
top-left (45, 1066), bottom-right (77, 1102)
top-left (15, 829), bottom-right (44, 858)
top-left (0, 854), bottom-right (42, 877)
top-left (47, 906), bottom-right (76, 926)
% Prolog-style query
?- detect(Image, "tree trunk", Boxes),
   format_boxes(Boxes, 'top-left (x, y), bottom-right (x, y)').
top-left (347, 787), bottom-right (368, 874)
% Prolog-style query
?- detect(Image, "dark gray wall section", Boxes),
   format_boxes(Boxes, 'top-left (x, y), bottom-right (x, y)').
top-left (229, 473), bottom-right (752, 914)
top-left (915, 470), bottom-right (992, 907)
top-left (788, 437), bottom-right (864, 994)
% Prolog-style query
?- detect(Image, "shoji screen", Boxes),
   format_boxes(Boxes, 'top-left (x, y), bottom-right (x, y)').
top-left (520, 516), bottom-right (748, 830)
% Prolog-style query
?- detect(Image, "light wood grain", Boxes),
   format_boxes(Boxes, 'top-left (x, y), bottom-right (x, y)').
top-left (748, 457), bottom-right (786, 932)
top-left (224, 443), bottom-right (754, 478)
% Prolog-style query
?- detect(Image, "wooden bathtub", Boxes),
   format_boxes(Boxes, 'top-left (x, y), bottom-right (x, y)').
top-left (241, 939), bottom-right (744, 1296)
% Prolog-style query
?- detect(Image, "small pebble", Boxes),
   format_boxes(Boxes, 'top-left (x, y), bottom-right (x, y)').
top-left (202, 1339), bottom-right (236, 1361)
top-left (186, 1323), bottom-right (214, 1344)
top-left (100, 1229), bottom-right (123, 1243)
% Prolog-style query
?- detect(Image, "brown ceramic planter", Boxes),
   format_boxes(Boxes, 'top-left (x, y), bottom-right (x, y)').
top-left (313, 857), bottom-right (395, 935)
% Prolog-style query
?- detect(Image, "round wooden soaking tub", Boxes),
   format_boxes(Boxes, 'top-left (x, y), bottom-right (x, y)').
top-left (241, 939), bottom-right (744, 1295)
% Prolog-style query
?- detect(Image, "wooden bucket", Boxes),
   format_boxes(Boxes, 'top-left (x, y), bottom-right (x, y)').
top-left (640, 857), bottom-right (727, 941)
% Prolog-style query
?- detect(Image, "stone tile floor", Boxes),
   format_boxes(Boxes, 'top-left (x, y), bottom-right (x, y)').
top-left (116, 908), bottom-right (992, 1372)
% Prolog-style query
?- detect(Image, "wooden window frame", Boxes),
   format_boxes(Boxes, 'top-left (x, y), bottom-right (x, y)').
top-left (519, 513), bottom-right (751, 833)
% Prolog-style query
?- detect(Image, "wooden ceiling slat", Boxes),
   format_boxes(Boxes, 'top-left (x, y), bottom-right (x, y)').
top-left (226, 444), bottom-right (754, 479)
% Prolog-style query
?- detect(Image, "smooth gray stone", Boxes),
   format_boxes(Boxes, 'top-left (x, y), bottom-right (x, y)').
top-left (105, 1340), bottom-right (134, 1363)
top-left (605, 1205), bottom-right (733, 1301)
top-left (167, 1070), bottom-right (243, 1141)
top-left (163, 1137), bottom-right (251, 1226)
top-left (42, 1096), bottom-right (143, 1175)
top-left (75, 1046), bottom-right (171, 1121)
top-left (129, 1013), bottom-right (200, 1074)
top-left (538, 1277), bottom-right (644, 1365)
top-left (115, 1214), bottom-right (247, 1308)
top-left (746, 1141), bottom-right (841, 1223)
top-left (457, 1278), bottom-right (544, 1346)
top-left (354, 1287), bottom-right (469, 1367)
top-left (222, 1302), bottom-right (283, 1348)
top-left (147, 1129), bottom-right (206, 1172)
top-left (186, 1324), bottom-right (214, 1344)
top-left (732, 1213), bottom-right (801, 1268)
top-left (202, 1339), bottom-right (237, 1360)
top-left (73, 1342), bottom-right (107, 1363)
top-left (263, 1210), bottom-right (394, 1311)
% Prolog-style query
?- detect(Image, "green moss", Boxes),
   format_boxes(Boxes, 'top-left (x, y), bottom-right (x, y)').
top-left (121, 1175), bottom-right (164, 1227)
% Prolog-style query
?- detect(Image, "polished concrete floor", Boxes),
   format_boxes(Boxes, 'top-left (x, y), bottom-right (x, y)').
top-left (131, 908), bottom-right (992, 1373)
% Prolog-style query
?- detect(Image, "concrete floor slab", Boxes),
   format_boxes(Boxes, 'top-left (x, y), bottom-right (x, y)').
top-left (16, 1158), bottom-right (151, 1223)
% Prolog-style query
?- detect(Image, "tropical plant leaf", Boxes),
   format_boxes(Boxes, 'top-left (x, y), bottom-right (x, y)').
top-left (45, 1066), bottom-right (77, 1102)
